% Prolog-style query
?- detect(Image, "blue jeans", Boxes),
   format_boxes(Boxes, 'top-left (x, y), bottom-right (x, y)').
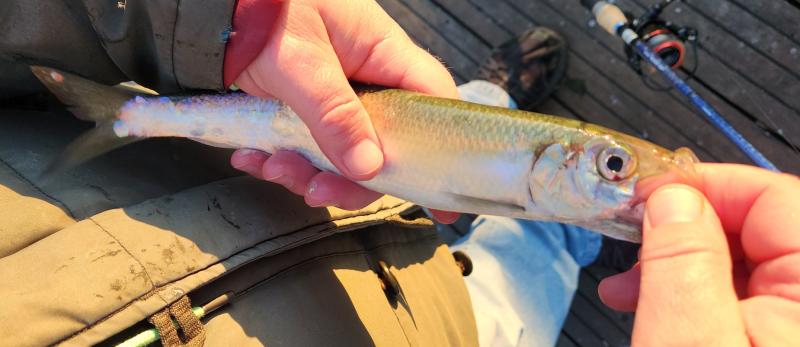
top-left (454, 81), bottom-right (603, 347)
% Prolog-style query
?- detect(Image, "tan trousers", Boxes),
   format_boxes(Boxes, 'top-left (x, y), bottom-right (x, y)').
top-left (0, 108), bottom-right (478, 346)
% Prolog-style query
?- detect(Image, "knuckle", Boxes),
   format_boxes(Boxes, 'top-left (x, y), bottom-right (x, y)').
top-left (314, 94), bottom-right (367, 142)
top-left (642, 233), bottom-right (726, 264)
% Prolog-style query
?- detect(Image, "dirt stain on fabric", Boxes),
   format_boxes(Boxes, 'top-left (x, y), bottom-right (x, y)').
top-left (162, 248), bottom-right (175, 264)
top-left (92, 249), bottom-right (122, 263)
top-left (110, 279), bottom-right (124, 291)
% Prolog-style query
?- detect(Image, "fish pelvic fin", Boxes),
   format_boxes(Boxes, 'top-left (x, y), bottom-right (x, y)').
top-left (41, 123), bottom-right (142, 178)
top-left (30, 66), bottom-right (146, 177)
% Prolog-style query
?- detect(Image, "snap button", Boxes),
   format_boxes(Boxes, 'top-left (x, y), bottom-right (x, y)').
top-left (452, 250), bottom-right (473, 276)
top-left (377, 260), bottom-right (400, 297)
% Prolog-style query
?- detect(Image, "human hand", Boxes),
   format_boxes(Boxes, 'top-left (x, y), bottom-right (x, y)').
top-left (598, 164), bottom-right (800, 345)
top-left (225, 0), bottom-right (460, 222)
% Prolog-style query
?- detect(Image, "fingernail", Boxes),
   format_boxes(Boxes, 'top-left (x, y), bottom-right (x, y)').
top-left (262, 164), bottom-right (284, 181)
top-left (343, 139), bottom-right (383, 178)
top-left (231, 160), bottom-right (247, 170)
top-left (231, 158), bottom-right (259, 175)
top-left (231, 149), bottom-right (263, 172)
top-left (236, 148), bottom-right (260, 157)
top-left (261, 164), bottom-right (295, 190)
top-left (232, 160), bottom-right (257, 172)
top-left (646, 186), bottom-right (704, 227)
top-left (230, 152), bottom-right (252, 170)
top-left (306, 180), bottom-right (333, 207)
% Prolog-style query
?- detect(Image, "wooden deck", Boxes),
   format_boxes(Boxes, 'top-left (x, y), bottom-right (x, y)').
top-left (381, 0), bottom-right (800, 345)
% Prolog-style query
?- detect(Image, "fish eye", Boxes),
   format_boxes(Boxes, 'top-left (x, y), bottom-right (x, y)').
top-left (597, 145), bottom-right (637, 181)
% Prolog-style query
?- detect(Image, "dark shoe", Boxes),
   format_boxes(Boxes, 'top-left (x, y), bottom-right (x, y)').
top-left (591, 236), bottom-right (641, 270)
top-left (474, 27), bottom-right (568, 110)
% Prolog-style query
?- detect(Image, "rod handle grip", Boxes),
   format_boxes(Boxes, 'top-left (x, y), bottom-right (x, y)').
top-left (592, 1), bottom-right (628, 35)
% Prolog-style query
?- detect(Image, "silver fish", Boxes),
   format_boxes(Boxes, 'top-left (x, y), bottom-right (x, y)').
top-left (32, 66), bottom-right (699, 242)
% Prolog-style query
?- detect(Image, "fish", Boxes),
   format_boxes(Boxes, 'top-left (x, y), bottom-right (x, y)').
top-left (30, 66), bottom-right (699, 242)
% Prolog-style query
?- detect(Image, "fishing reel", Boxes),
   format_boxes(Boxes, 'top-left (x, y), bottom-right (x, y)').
top-left (622, 0), bottom-right (698, 83)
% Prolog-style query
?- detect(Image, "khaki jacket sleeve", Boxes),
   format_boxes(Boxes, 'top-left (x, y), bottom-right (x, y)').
top-left (0, 0), bottom-right (235, 94)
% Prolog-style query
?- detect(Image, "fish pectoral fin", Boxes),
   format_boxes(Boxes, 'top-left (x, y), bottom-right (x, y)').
top-left (443, 192), bottom-right (526, 214)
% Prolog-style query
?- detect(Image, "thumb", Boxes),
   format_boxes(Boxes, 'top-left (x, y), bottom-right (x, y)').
top-left (632, 184), bottom-right (748, 346)
top-left (284, 60), bottom-right (383, 180)
top-left (240, 42), bottom-right (384, 181)
top-left (281, 52), bottom-right (383, 180)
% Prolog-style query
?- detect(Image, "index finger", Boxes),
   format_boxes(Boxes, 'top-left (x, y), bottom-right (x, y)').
top-left (690, 163), bottom-right (800, 263)
top-left (318, 0), bottom-right (459, 99)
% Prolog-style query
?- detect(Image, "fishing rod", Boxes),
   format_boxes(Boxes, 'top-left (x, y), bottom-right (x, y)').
top-left (579, 0), bottom-right (780, 172)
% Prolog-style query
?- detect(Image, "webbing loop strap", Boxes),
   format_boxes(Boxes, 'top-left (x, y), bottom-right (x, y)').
top-left (148, 296), bottom-right (206, 347)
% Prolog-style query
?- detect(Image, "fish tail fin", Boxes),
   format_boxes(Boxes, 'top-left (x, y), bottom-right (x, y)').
top-left (30, 66), bottom-right (134, 122)
top-left (30, 66), bottom-right (145, 177)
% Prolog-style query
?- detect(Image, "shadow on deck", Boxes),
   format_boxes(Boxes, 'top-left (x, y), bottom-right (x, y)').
top-left (382, 0), bottom-right (800, 345)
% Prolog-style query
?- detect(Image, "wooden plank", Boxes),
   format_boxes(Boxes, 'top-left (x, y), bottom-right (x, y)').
top-left (491, 0), bottom-right (754, 163)
top-left (460, 0), bottom-right (661, 138)
top-left (619, 0), bottom-right (800, 173)
top-left (518, 0), bottom-right (800, 172)
top-left (549, 0), bottom-right (800, 170)
top-left (430, 0), bottom-right (513, 45)
top-left (727, 0), bottom-right (800, 43)
top-left (659, 70), bottom-right (800, 173)
top-left (382, 0), bottom-right (800, 171)
top-left (570, 293), bottom-right (631, 345)
top-left (629, 0), bottom-right (800, 148)
top-left (403, 0), bottom-right (492, 63)
top-left (577, 270), bottom-right (635, 334)
top-left (450, 1), bottom-right (732, 161)
top-left (557, 51), bottom-right (722, 162)
top-left (407, 0), bottom-right (670, 155)
top-left (683, 0), bottom-right (800, 83)
top-left (585, 265), bottom-right (626, 283)
top-left (402, 0), bottom-right (582, 126)
top-left (396, 0), bottom-right (800, 172)
top-left (404, 0), bottom-right (647, 143)
top-left (377, 0), bottom-right (475, 81)
top-left (551, 92), bottom-right (638, 139)
top-left (431, 0), bottom-right (582, 125)
top-left (555, 332), bottom-right (579, 347)
top-left (536, 98), bottom-right (579, 120)
top-left (561, 309), bottom-right (607, 346)
top-left (464, 0), bottom-right (535, 36)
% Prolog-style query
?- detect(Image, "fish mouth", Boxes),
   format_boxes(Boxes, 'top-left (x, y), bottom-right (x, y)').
top-left (608, 146), bottom-right (700, 242)
top-left (604, 201), bottom-right (646, 243)
top-left (615, 201), bottom-right (645, 227)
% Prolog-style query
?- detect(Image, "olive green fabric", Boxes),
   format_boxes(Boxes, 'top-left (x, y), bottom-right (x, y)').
top-left (0, 108), bottom-right (478, 346)
top-left (0, 161), bottom-right (74, 257)
top-left (0, 0), bottom-right (234, 96)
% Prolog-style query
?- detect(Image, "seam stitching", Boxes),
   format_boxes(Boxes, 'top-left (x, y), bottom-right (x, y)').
top-left (0, 157), bottom-right (76, 218)
top-left (89, 217), bottom-right (157, 289)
